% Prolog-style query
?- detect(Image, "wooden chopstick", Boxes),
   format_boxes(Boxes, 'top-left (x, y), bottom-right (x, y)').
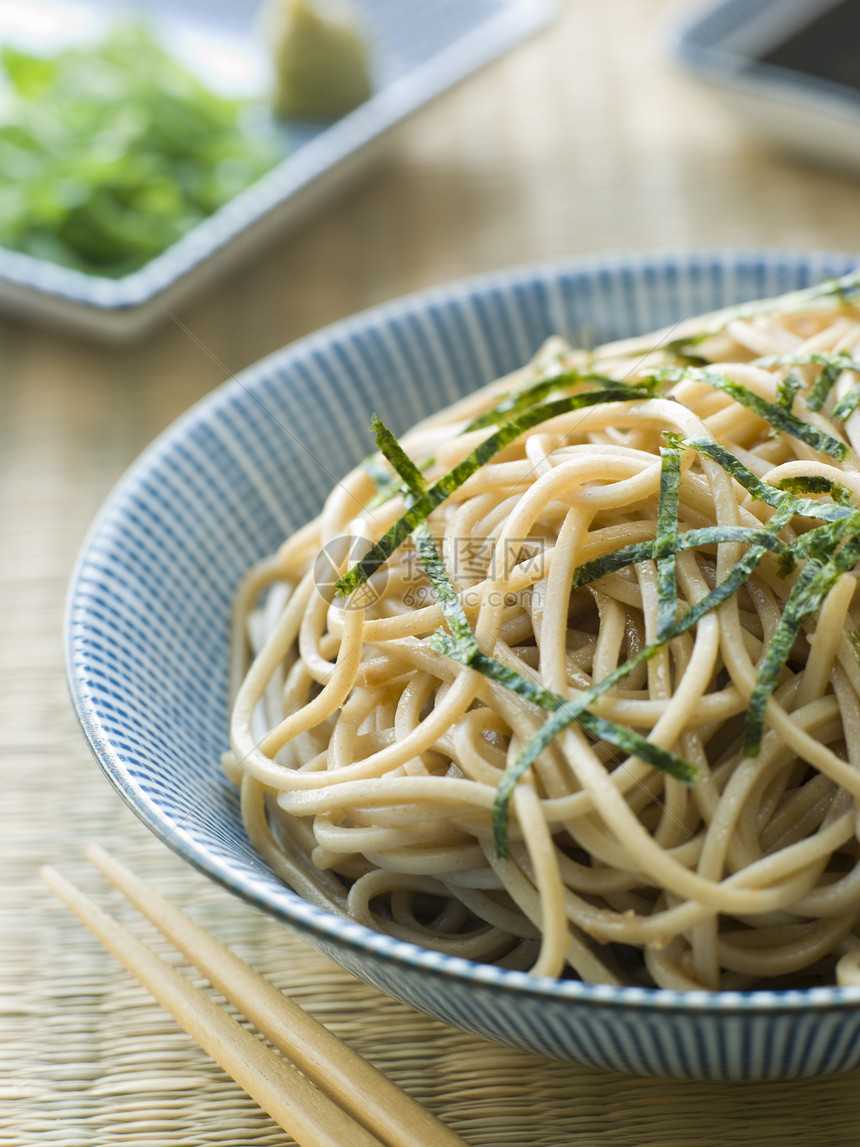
top-left (42, 863), bottom-right (384, 1147)
top-left (43, 848), bottom-right (469, 1147)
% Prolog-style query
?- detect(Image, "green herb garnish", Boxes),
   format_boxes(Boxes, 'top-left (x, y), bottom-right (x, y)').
top-left (753, 352), bottom-right (860, 411)
top-left (463, 368), bottom-right (658, 433)
top-left (335, 385), bottom-right (659, 598)
top-left (654, 367), bottom-right (849, 460)
top-left (371, 413), bottom-right (697, 855)
top-left (571, 525), bottom-right (787, 590)
top-left (745, 521), bottom-right (860, 754)
top-left (657, 271), bottom-right (860, 357)
top-left (355, 335), bottom-right (860, 853)
top-left (656, 444), bottom-right (681, 638)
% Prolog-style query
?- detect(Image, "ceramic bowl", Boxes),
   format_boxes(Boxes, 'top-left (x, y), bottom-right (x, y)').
top-left (67, 249), bottom-right (860, 1079)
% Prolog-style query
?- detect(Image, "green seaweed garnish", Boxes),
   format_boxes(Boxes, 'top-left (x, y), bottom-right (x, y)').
top-left (335, 385), bottom-right (659, 598)
top-left (684, 438), bottom-right (852, 522)
top-left (653, 367), bottom-right (849, 460)
top-left (753, 352), bottom-right (860, 412)
top-left (657, 271), bottom-right (860, 358)
top-left (355, 330), bottom-right (860, 852)
top-left (463, 368), bottom-right (658, 433)
top-left (777, 512), bottom-right (860, 574)
top-left (833, 483), bottom-right (856, 508)
top-left (371, 416), bottom-right (425, 495)
top-left (833, 386), bottom-right (860, 421)
top-left (776, 474), bottom-right (835, 497)
top-left (503, 498), bottom-right (796, 844)
top-left (803, 358), bottom-right (849, 413)
top-left (371, 415), bottom-right (474, 649)
top-left (652, 436), bottom-right (860, 753)
top-left (370, 413), bottom-right (697, 855)
top-left (656, 445), bottom-right (681, 638)
top-left (427, 633), bottom-right (698, 855)
top-left (775, 373), bottom-right (803, 411)
top-left (745, 521), bottom-right (860, 754)
top-left (571, 525), bottom-right (787, 591)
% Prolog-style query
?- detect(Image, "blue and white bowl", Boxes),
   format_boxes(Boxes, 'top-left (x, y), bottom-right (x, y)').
top-left (67, 250), bottom-right (860, 1080)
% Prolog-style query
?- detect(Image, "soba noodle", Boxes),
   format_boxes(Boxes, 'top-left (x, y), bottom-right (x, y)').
top-left (226, 276), bottom-right (860, 990)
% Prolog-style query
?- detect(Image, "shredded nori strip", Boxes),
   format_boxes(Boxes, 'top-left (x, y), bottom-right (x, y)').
top-left (745, 524), bottom-right (860, 754)
top-left (498, 498), bottom-right (797, 851)
top-left (353, 323), bottom-right (860, 850)
top-left (571, 444), bottom-right (860, 591)
top-left (369, 403), bottom-right (860, 845)
top-left (832, 385), bottom-right (860, 422)
top-left (659, 270), bottom-right (860, 357)
top-left (753, 352), bottom-right (860, 412)
top-left (463, 368), bottom-right (657, 433)
top-left (804, 358), bottom-right (853, 413)
top-left (428, 632), bottom-right (698, 854)
top-left (775, 373), bottom-right (803, 411)
top-left (335, 385), bottom-right (658, 597)
top-left (655, 366), bottom-right (849, 460)
top-left (833, 482), bottom-right (856, 508)
top-left (361, 448), bottom-right (437, 511)
top-left (371, 414), bottom-right (697, 853)
top-left (656, 445), bottom-right (681, 638)
top-left (684, 438), bottom-right (853, 522)
top-left (371, 416), bottom-right (424, 495)
top-left (776, 474), bottom-right (835, 497)
top-left (659, 434), bottom-right (860, 754)
top-left (571, 525), bottom-right (788, 590)
top-left (778, 512), bottom-right (860, 573)
top-left (371, 415), bottom-right (475, 649)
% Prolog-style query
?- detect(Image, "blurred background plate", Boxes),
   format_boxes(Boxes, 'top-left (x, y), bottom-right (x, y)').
top-left (0, 0), bottom-right (555, 340)
top-left (670, 0), bottom-right (860, 178)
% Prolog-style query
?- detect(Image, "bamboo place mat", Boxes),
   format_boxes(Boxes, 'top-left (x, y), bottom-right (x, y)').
top-left (7, 0), bottom-right (860, 1142)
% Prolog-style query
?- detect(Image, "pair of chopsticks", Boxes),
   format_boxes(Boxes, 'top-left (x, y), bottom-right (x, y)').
top-left (42, 847), bottom-right (469, 1147)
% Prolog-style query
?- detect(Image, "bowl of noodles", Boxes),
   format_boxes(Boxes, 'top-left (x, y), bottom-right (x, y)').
top-left (68, 250), bottom-right (860, 1079)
